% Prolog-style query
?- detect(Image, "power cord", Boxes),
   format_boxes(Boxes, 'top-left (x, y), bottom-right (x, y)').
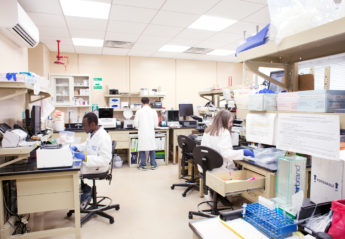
top-left (3, 194), bottom-right (30, 234)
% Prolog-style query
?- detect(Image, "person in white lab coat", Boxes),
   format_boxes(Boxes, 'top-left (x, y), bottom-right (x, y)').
top-left (200, 110), bottom-right (254, 173)
top-left (134, 97), bottom-right (159, 170)
top-left (71, 112), bottom-right (112, 208)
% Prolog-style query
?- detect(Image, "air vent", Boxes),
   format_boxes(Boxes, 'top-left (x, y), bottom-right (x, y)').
top-left (104, 40), bottom-right (134, 49)
top-left (184, 47), bottom-right (212, 55)
top-left (13, 24), bottom-right (37, 47)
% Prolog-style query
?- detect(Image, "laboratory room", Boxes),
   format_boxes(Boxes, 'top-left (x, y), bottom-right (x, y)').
top-left (1, 0), bottom-right (345, 239)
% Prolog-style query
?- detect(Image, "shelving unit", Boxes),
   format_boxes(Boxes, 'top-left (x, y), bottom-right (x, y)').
top-left (50, 74), bottom-right (91, 108)
top-left (199, 90), bottom-right (224, 107)
top-left (237, 17), bottom-right (345, 91)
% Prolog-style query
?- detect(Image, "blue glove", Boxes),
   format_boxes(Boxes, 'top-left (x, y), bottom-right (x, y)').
top-left (243, 149), bottom-right (254, 158)
top-left (70, 146), bottom-right (78, 151)
top-left (73, 152), bottom-right (86, 161)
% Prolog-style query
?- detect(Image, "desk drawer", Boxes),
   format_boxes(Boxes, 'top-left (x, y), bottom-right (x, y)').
top-left (116, 141), bottom-right (129, 149)
top-left (17, 176), bottom-right (74, 214)
top-left (109, 131), bottom-right (129, 141)
top-left (206, 170), bottom-right (265, 197)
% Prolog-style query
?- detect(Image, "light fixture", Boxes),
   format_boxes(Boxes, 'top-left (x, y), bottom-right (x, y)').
top-left (159, 45), bottom-right (189, 53)
top-left (207, 49), bottom-right (235, 56)
top-left (72, 38), bottom-right (104, 47)
top-left (188, 15), bottom-right (237, 32)
top-left (60, 0), bottom-right (110, 19)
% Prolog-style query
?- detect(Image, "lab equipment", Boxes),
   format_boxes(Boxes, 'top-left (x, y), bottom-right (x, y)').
top-left (0, 123), bottom-right (11, 134)
top-left (123, 109), bottom-right (134, 129)
top-left (109, 89), bottom-right (118, 95)
top-left (179, 120), bottom-right (197, 128)
top-left (179, 104), bottom-right (194, 120)
top-left (1, 128), bottom-right (28, 148)
top-left (242, 203), bottom-right (297, 239)
top-left (167, 110), bottom-right (179, 122)
top-left (276, 155), bottom-right (307, 208)
top-left (151, 101), bottom-right (162, 108)
top-left (36, 145), bottom-right (73, 168)
top-left (53, 110), bottom-right (65, 132)
top-left (269, 71), bottom-right (285, 93)
top-left (98, 108), bottom-right (116, 128)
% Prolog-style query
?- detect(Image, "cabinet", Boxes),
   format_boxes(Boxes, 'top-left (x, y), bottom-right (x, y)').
top-left (51, 74), bottom-right (90, 108)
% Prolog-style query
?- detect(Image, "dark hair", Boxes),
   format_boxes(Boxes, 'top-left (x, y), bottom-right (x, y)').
top-left (141, 97), bottom-right (149, 104)
top-left (205, 110), bottom-right (234, 136)
top-left (83, 112), bottom-right (98, 125)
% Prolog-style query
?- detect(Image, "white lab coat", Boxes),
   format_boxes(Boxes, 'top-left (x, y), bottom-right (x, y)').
top-left (134, 105), bottom-right (158, 151)
top-left (76, 127), bottom-right (112, 174)
top-left (200, 128), bottom-right (243, 173)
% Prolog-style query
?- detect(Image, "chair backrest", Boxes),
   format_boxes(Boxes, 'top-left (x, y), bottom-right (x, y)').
top-left (106, 140), bottom-right (117, 184)
top-left (177, 135), bottom-right (196, 155)
top-left (193, 146), bottom-right (223, 173)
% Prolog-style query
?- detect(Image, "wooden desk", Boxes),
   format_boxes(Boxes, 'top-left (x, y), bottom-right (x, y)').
top-left (0, 159), bottom-right (81, 239)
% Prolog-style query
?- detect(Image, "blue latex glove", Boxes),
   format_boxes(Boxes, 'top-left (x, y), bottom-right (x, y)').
top-left (73, 152), bottom-right (86, 161)
top-left (70, 146), bottom-right (78, 151)
top-left (243, 149), bottom-right (255, 158)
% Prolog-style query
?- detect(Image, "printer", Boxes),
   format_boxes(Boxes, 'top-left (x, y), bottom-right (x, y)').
top-left (2, 129), bottom-right (28, 148)
top-left (98, 108), bottom-right (116, 128)
top-left (36, 145), bottom-right (73, 168)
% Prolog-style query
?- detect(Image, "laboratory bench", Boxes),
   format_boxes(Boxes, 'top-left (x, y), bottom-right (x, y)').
top-left (0, 157), bottom-right (81, 239)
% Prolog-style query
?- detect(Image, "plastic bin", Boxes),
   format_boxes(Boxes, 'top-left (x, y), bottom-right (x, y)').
top-left (297, 90), bottom-right (345, 113)
top-left (277, 92), bottom-right (298, 111)
top-left (276, 155), bottom-right (306, 207)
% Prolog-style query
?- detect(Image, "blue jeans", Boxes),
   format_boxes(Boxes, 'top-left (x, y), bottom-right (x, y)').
top-left (139, 151), bottom-right (157, 167)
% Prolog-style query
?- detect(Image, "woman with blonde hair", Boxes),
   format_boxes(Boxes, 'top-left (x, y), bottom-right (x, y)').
top-left (201, 110), bottom-right (254, 172)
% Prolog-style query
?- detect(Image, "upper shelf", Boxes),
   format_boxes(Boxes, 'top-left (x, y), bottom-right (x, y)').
top-left (237, 17), bottom-right (345, 64)
top-left (199, 90), bottom-right (223, 97)
top-left (105, 94), bottom-right (165, 98)
top-left (0, 82), bottom-right (51, 103)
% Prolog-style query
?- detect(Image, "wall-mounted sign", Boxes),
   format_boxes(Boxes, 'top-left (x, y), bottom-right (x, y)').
top-left (93, 77), bottom-right (102, 89)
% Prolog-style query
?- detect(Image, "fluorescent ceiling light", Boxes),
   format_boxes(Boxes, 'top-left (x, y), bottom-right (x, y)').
top-left (188, 15), bottom-right (237, 31)
top-left (159, 45), bottom-right (189, 53)
top-left (72, 38), bottom-right (104, 47)
top-left (207, 49), bottom-right (235, 56)
top-left (60, 0), bottom-right (110, 19)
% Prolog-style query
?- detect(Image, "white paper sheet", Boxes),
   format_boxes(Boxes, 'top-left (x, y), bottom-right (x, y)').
top-left (246, 113), bottom-right (277, 145)
top-left (276, 113), bottom-right (340, 159)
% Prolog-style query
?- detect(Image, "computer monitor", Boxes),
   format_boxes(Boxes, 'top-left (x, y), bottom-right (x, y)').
top-left (167, 110), bottom-right (179, 122)
top-left (179, 104), bottom-right (193, 120)
top-left (269, 70), bottom-right (285, 93)
top-left (30, 105), bottom-right (41, 135)
top-left (99, 108), bottom-right (114, 118)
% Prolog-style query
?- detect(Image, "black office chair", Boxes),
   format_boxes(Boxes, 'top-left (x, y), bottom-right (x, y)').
top-left (170, 135), bottom-right (198, 197)
top-left (188, 146), bottom-right (231, 219)
top-left (67, 141), bottom-right (120, 225)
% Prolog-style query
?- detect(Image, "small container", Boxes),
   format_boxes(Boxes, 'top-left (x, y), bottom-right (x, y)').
top-left (113, 155), bottom-right (123, 168)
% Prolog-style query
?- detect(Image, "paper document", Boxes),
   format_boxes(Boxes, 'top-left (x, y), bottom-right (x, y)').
top-left (276, 113), bottom-right (340, 159)
top-left (246, 113), bottom-right (277, 145)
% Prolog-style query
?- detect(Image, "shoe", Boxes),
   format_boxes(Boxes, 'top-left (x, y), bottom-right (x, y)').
top-left (151, 165), bottom-right (157, 170)
top-left (138, 165), bottom-right (147, 170)
top-left (80, 193), bottom-right (92, 209)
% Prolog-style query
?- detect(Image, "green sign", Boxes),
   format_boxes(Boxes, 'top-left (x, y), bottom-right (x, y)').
top-left (93, 77), bottom-right (102, 89)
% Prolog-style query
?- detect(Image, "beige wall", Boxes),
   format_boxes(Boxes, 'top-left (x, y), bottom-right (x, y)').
top-left (0, 33), bottom-right (28, 125)
top-left (28, 43), bottom-right (50, 79)
top-left (48, 52), bottom-right (252, 114)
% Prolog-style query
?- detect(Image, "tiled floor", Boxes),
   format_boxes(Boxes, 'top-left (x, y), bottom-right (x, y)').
top-left (29, 164), bottom-right (207, 239)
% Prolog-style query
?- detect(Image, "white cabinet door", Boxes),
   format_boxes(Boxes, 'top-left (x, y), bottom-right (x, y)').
top-left (52, 76), bottom-right (74, 106)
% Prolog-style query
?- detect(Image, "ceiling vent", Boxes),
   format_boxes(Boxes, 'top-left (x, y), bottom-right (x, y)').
top-left (104, 40), bottom-right (134, 49)
top-left (184, 47), bottom-right (212, 55)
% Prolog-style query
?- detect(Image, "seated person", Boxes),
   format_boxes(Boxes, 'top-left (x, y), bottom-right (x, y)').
top-left (71, 112), bottom-right (112, 208)
top-left (200, 110), bottom-right (254, 173)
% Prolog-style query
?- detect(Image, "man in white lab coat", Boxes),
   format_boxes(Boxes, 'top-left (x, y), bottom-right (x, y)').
top-left (71, 112), bottom-right (112, 208)
top-left (134, 97), bottom-right (159, 170)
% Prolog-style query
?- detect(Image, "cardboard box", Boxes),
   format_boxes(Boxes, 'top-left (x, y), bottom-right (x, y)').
top-left (310, 157), bottom-right (344, 204)
top-left (298, 74), bottom-right (314, 91)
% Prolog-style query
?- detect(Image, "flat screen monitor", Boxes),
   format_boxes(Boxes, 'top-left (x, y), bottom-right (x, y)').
top-left (269, 70), bottom-right (285, 93)
top-left (99, 108), bottom-right (114, 118)
top-left (179, 104), bottom-right (193, 120)
top-left (167, 110), bottom-right (179, 122)
top-left (30, 105), bottom-right (41, 135)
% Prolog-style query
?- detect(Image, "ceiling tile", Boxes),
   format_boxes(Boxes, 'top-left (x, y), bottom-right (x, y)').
top-left (195, 32), bottom-right (242, 49)
top-left (71, 30), bottom-right (106, 39)
top-left (29, 13), bottom-right (66, 28)
top-left (242, 6), bottom-right (270, 25)
top-left (207, 0), bottom-right (264, 20)
top-left (38, 26), bottom-right (70, 39)
top-left (128, 49), bottom-right (155, 57)
top-left (109, 5), bottom-right (157, 23)
top-left (18, 0), bottom-right (63, 15)
top-left (105, 32), bottom-right (139, 42)
top-left (175, 29), bottom-right (215, 41)
top-left (223, 21), bottom-right (259, 38)
top-left (153, 52), bottom-right (178, 58)
top-left (107, 21), bottom-right (147, 35)
top-left (162, 0), bottom-right (220, 14)
top-left (114, 0), bottom-right (165, 9)
top-left (241, 0), bottom-right (267, 5)
top-left (103, 48), bottom-right (129, 55)
top-left (66, 16), bottom-right (107, 31)
top-left (75, 46), bottom-right (103, 55)
top-left (168, 37), bottom-right (200, 47)
top-left (45, 43), bottom-right (75, 53)
top-left (136, 36), bottom-right (169, 47)
top-left (141, 25), bottom-right (183, 38)
top-left (151, 11), bottom-right (199, 28)
top-left (40, 37), bottom-right (73, 46)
